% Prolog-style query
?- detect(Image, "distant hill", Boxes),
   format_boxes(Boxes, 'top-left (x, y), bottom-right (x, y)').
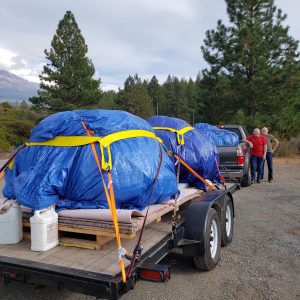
top-left (0, 70), bottom-right (39, 102)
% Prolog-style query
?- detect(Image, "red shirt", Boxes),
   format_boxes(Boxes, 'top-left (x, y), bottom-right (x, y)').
top-left (247, 135), bottom-right (267, 157)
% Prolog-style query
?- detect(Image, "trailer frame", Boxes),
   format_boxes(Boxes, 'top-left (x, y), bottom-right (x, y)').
top-left (0, 183), bottom-right (238, 300)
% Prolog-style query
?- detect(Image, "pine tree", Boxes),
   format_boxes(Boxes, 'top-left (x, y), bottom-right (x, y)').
top-left (185, 78), bottom-right (196, 124)
top-left (161, 75), bottom-right (175, 116)
top-left (147, 76), bottom-right (161, 115)
top-left (30, 11), bottom-right (102, 112)
top-left (201, 0), bottom-right (300, 137)
top-left (173, 77), bottom-right (190, 122)
top-left (116, 74), bottom-right (154, 119)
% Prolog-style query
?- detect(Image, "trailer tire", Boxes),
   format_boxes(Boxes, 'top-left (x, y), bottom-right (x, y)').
top-left (193, 208), bottom-right (221, 271)
top-left (221, 196), bottom-right (234, 246)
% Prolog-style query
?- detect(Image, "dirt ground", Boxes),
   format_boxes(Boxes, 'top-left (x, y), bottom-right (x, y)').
top-left (0, 157), bottom-right (299, 300)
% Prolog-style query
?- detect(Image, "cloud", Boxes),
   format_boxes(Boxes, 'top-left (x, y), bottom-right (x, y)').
top-left (0, 48), bottom-right (18, 69)
top-left (10, 68), bottom-right (40, 83)
top-left (0, 47), bottom-right (41, 82)
top-left (0, 0), bottom-right (299, 90)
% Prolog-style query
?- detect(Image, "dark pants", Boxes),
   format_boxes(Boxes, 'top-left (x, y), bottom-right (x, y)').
top-left (250, 156), bottom-right (264, 181)
top-left (261, 152), bottom-right (273, 181)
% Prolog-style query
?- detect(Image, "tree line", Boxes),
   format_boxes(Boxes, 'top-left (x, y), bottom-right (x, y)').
top-left (1, 0), bottom-right (300, 152)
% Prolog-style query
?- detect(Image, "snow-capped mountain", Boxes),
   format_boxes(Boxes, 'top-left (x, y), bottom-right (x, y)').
top-left (0, 70), bottom-right (38, 102)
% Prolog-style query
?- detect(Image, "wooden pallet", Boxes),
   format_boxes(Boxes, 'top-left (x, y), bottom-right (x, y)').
top-left (22, 220), bottom-right (136, 250)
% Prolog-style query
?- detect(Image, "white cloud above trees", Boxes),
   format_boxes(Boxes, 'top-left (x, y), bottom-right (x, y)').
top-left (0, 0), bottom-right (298, 90)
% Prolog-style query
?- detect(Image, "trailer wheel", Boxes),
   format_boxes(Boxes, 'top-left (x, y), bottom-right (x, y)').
top-left (221, 196), bottom-right (234, 246)
top-left (193, 208), bottom-right (221, 271)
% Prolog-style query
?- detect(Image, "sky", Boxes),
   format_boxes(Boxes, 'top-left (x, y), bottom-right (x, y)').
top-left (0, 0), bottom-right (299, 91)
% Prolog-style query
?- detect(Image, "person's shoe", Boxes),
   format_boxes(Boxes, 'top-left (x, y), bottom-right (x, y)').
top-left (257, 180), bottom-right (261, 184)
top-left (269, 179), bottom-right (273, 183)
top-left (251, 180), bottom-right (255, 184)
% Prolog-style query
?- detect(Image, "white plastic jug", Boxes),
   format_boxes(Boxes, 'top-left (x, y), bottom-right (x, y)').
top-left (0, 200), bottom-right (23, 244)
top-left (30, 206), bottom-right (59, 251)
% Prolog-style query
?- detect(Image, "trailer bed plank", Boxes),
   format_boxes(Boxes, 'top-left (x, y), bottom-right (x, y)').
top-left (84, 216), bottom-right (171, 274)
top-left (0, 214), bottom-right (171, 277)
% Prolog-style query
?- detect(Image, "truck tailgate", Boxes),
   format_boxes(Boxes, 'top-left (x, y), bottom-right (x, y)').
top-left (217, 146), bottom-right (237, 166)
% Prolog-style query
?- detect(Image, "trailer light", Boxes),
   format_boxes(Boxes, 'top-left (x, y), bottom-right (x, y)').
top-left (138, 264), bottom-right (170, 282)
top-left (10, 273), bottom-right (17, 280)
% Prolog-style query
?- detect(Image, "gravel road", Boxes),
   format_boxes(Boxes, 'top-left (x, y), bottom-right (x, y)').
top-left (0, 157), bottom-right (299, 300)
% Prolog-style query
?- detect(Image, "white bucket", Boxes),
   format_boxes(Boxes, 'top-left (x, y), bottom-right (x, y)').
top-left (30, 206), bottom-right (59, 252)
top-left (0, 200), bottom-right (23, 244)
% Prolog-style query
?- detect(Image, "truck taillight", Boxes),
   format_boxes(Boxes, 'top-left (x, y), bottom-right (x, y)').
top-left (237, 146), bottom-right (244, 165)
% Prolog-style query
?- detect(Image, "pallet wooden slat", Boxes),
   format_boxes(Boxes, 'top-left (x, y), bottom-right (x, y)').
top-left (22, 220), bottom-right (136, 250)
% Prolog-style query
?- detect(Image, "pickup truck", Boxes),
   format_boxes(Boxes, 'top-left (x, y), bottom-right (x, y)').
top-left (216, 125), bottom-right (251, 187)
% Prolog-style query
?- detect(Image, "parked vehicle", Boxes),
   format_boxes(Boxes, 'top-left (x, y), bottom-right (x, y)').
top-left (216, 125), bottom-right (251, 187)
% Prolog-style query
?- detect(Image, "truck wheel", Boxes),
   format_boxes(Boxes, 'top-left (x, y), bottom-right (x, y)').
top-left (241, 170), bottom-right (251, 187)
top-left (221, 196), bottom-right (234, 246)
top-left (193, 208), bottom-right (221, 271)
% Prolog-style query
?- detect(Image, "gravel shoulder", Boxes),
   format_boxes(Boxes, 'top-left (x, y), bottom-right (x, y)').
top-left (0, 157), bottom-right (299, 299)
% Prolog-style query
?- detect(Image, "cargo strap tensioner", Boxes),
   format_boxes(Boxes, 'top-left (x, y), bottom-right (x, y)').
top-left (153, 126), bottom-right (194, 145)
top-left (26, 130), bottom-right (162, 171)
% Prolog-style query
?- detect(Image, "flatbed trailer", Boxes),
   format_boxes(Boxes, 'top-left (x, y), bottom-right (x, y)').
top-left (0, 183), bottom-right (238, 299)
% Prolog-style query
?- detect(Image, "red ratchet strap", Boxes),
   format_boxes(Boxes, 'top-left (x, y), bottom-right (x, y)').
top-left (173, 154), bottom-right (215, 190)
top-left (81, 120), bottom-right (127, 283)
top-left (126, 143), bottom-right (163, 279)
top-left (0, 144), bottom-right (27, 180)
top-left (214, 156), bottom-right (226, 188)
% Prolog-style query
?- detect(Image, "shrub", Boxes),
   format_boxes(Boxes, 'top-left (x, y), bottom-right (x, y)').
top-left (274, 137), bottom-right (300, 157)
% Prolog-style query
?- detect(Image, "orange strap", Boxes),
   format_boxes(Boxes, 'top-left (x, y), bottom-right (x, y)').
top-left (0, 171), bottom-right (5, 180)
top-left (173, 154), bottom-right (215, 190)
top-left (81, 121), bottom-right (127, 283)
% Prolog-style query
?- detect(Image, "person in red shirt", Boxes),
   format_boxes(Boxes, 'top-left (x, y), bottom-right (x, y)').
top-left (245, 128), bottom-right (268, 184)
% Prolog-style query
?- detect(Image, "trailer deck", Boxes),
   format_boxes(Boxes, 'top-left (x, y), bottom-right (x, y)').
top-left (0, 183), bottom-right (239, 299)
top-left (0, 188), bottom-right (201, 277)
top-left (0, 214), bottom-right (172, 277)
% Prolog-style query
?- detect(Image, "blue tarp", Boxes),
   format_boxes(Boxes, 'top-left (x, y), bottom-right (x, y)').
top-left (195, 123), bottom-right (239, 146)
top-left (3, 110), bottom-right (178, 211)
top-left (147, 116), bottom-right (221, 190)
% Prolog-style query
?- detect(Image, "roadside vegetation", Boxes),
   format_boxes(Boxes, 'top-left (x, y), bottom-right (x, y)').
top-left (0, 0), bottom-right (299, 155)
top-left (0, 102), bottom-right (41, 153)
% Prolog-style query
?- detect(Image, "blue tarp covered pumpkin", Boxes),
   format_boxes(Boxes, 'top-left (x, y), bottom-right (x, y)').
top-left (194, 123), bottom-right (239, 146)
top-left (3, 110), bottom-right (178, 211)
top-left (147, 116), bottom-right (221, 190)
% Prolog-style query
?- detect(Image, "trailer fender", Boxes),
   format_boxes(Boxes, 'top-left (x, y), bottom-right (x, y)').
top-left (182, 189), bottom-right (227, 258)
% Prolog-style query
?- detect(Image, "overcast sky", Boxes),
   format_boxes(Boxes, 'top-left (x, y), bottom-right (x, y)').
top-left (0, 0), bottom-right (299, 90)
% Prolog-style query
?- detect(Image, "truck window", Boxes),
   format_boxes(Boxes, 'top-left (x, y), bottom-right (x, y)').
top-left (225, 128), bottom-right (243, 141)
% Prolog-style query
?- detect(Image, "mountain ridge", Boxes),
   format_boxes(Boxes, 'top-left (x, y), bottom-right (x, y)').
top-left (0, 69), bottom-right (39, 102)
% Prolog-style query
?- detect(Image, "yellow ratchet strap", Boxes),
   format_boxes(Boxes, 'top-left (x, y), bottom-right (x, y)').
top-left (26, 130), bottom-right (162, 171)
top-left (8, 159), bottom-right (15, 170)
top-left (153, 126), bottom-right (194, 145)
